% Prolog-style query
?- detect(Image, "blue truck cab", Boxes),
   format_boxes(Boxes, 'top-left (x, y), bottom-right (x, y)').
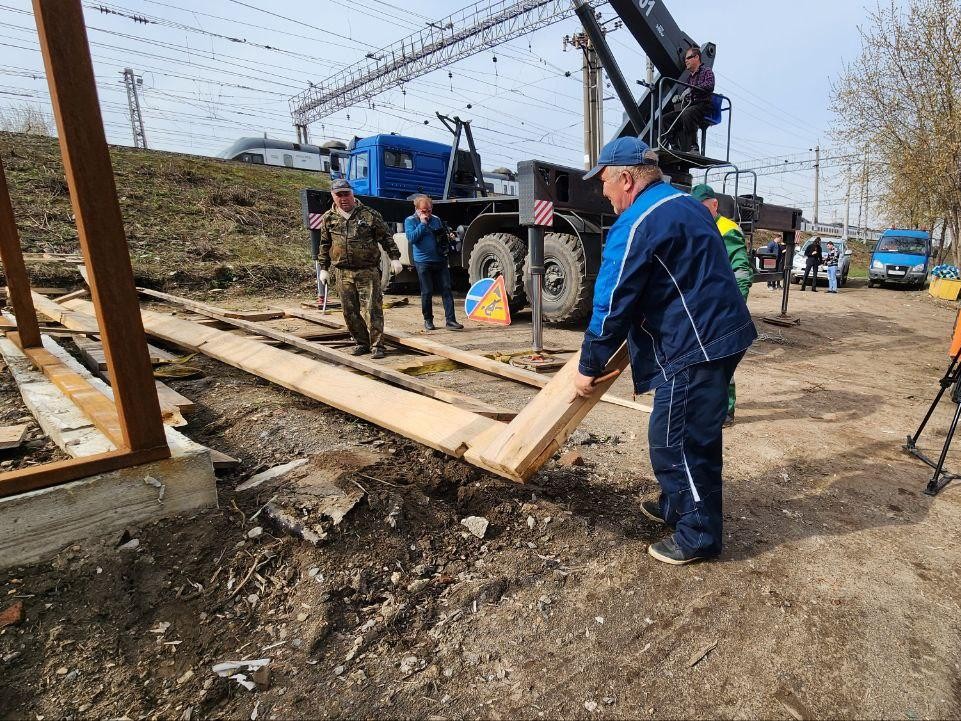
top-left (339, 134), bottom-right (477, 200)
top-left (868, 228), bottom-right (932, 288)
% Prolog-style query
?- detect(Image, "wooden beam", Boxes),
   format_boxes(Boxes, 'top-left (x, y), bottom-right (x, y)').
top-left (221, 310), bottom-right (285, 321)
top-left (463, 344), bottom-right (631, 482)
top-left (33, 0), bottom-right (167, 454)
top-left (0, 158), bottom-right (42, 349)
top-left (54, 288), bottom-right (90, 304)
top-left (10, 334), bottom-right (126, 448)
top-left (135, 288), bottom-right (514, 419)
top-left (64, 298), bottom-right (501, 459)
top-left (0, 445), bottom-right (171, 500)
top-left (282, 306), bottom-right (652, 414)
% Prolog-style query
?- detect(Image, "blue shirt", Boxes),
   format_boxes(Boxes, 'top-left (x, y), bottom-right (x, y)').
top-left (579, 181), bottom-right (757, 393)
top-left (404, 214), bottom-right (445, 263)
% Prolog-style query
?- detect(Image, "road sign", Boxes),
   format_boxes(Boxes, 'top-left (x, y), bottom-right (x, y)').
top-left (465, 276), bottom-right (511, 326)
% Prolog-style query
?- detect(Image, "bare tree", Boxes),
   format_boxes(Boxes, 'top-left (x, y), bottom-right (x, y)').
top-left (0, 104), bottom-right (54, 136)
top-left (832, 0), bottom-right (961, 261)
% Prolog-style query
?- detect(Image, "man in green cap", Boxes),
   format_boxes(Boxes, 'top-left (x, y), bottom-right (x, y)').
top-left (691, 183), bottom-right (751, 425)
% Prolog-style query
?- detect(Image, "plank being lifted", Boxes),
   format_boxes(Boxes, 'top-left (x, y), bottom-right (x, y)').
top-left (135, 288), bottom-right (514, 420)
top-left (282, 306), bottom-right (652, 414)
top-left (62, 298), bottom-right (501, 461)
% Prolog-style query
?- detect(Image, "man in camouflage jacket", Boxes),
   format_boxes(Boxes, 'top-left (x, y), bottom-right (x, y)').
top-left (316, 179), bottom-right (402, 359)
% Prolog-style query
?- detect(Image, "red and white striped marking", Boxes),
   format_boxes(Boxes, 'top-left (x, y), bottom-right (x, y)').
top-left (307, 212), bottom-right (324, 230)
top-left (533, 199), bottom-right (554, 227)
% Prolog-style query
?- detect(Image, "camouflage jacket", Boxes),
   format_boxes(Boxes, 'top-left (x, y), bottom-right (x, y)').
top-left (317, 202), bottom-right (400, 271)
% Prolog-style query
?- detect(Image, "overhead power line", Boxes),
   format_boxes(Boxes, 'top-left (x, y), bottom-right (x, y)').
top-left (290, 0), bottom-right (603, 125)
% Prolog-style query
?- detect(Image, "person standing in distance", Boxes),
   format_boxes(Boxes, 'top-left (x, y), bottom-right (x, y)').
top-left (691, 183), bottom-right (752, 426)
top-left (404, 194), bottom-right (464, 331)
top-left (800, 236), bottom-right (823, 292)
top-left (824, 241), bottom-right (840, 293)
top-left (573, 137), bottom-right (757, 565)
top-left (316, 179), bottom-right (402, 359)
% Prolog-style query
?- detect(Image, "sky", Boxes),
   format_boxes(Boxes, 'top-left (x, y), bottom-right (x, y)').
top-left (0, 0), bottom-right (880, 225)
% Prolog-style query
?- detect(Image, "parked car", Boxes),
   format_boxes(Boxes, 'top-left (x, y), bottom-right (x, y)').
top-left (868, 228), bottom-right (931, 289)
top-left (791, 238), bottom-right (852, 286)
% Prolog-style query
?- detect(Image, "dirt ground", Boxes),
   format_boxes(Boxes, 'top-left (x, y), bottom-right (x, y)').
top-left (2, 279), bottom-right (961, 720)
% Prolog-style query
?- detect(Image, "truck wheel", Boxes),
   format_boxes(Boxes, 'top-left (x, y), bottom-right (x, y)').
top-left (467, 233), bottom-right (527, 313)
top-left (524, 233), bottom-right (592, 323)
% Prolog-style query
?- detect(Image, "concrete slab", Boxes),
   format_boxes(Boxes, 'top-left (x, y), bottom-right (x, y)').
top-left (0, 333), bottom-right (218, 569)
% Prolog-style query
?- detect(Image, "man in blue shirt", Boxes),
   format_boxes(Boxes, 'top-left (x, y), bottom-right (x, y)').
top-left (574, 137), bottom-right (757, 565)
top-left (404, 195), bottom-right (463, 331)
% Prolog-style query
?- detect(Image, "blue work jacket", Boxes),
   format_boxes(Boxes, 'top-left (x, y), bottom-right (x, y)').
top-left (579, 180), bottom-right (757, 393)
top-left (404, 214), bottom-right (445, 263)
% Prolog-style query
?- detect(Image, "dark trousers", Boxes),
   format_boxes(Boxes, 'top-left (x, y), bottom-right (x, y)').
top-left (801, 262), bottom-right (819, 290)
top-left (648, 352), bottom-right (744, 557)
top-left (415, 261), bottom-right (457, 323)
top-left (661, 100), bottom-right (711, 152)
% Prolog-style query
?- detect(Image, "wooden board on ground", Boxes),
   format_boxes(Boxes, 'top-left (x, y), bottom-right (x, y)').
top-left (73, 335), bottom-right (178, 368)
top-left (207, 448), bottom-right (240, 470)
top-left (282, 306), bottom-right (652, 414)
top-left (222, 310), bottom-right (286, 322)
top-left (136, 288), bottom-right (515, 420)
top-left (64, 297), bottom-right (503, 459)
top-left (0, 424), bottom-right (28, 451)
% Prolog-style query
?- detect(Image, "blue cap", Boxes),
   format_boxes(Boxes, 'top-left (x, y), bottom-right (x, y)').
top-left (583, 137), bottom-right (658, 180)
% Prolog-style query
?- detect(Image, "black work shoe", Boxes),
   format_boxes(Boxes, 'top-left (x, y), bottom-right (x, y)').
top-left (424, 320), bottom-right (436, 331)
top-left (445, 320), bottom-right (464, 330)
top-left (647, 536), bottom-right (707, 565)
top-left (370, 347), bottom-right (386, 359)
top-left (640, 499), bottom-right (666, 525)
top-left (349, 345), bottom-right (370, 356)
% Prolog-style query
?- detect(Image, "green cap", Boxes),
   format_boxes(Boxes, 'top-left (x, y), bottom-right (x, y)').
top-left (690, 184), bottom-right (716, 202)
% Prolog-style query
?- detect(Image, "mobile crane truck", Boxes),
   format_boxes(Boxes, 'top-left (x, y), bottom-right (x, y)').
top-left (301, 0), bottom-right (800, 325)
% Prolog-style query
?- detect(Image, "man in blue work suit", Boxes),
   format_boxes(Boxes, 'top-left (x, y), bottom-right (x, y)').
top-left (574, 137), bottom-right (757, 565)
top-left (404, 194), bottom-right (463, 331)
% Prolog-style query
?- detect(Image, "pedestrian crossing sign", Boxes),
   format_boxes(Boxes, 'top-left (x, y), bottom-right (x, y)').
top-left (465, 276), bottom-right (511, 326)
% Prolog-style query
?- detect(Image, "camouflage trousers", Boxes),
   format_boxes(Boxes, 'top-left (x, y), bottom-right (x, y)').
top-left (335, 266), bottom-right (384, 349)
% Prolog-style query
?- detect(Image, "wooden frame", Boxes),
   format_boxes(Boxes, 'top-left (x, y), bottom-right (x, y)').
top-left (0, 0), bottom-right (170, 499)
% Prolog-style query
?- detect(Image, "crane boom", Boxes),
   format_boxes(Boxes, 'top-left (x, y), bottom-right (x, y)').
top-left (289, 0), bottom-right (602, 126)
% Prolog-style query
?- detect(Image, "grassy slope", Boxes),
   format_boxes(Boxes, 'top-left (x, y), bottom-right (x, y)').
top-left (0, 131), bottom-right (328, 291)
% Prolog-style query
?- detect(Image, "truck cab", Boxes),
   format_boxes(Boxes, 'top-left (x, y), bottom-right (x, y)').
top-left (340, 134), bottom-right (479, 200)
top-left (868, 228), bottom-right (931, 289)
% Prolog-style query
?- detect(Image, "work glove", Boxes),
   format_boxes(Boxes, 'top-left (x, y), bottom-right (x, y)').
top-left (390, 259), bottom-right (403, 275)
top-left (319, 269), bottom-right (329, 285)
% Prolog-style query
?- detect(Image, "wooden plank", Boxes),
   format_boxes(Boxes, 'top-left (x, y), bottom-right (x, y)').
top-left (136, 288), bottom-right (514, 418)
top-left (15, 338), bottom-right (126, 448)
top-left (0, 445), bottom-right (171, 499)
top-left (32, 291), bottom-right (101, 333)
top-left (282, 307), bottom-right (652, 414)
top-left (64, 298), bottom-right (501, 459)
top-left (207, 448), bottom-right (240, 470)
top-left (222, 310), bottom-right (286, 321)
top-left (33, 0), bottom-right (167, 454)
top-left (0, 159), bottom-right (42, 349)
top-left (73, 335), bottom-right (180, 368)
top-left (54, 288), bottom-right (89, 304)
top-left (71, 335), bottom-right (195, 421)
top-left (463, 345), bottom-right (631, 482)
top-left (0, 424), bottom-right (29, 451)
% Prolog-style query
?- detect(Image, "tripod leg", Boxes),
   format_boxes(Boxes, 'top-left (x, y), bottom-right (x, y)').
top-left (926, 398), bottom-right (961, 495)
top-left (909, 348), bottom-right (961, 447)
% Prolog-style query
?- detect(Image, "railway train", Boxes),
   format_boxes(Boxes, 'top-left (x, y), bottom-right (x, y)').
top-left (218, 136), bottom-right (518, 196)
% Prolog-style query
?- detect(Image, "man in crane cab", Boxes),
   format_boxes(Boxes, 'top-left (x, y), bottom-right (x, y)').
top-left (691, 183), bottom-right (752, 426)
top-left (316, 179), bottom-right (403, 359)
top-left (660, 45), bottom-right (715, 155)
top-left (574, 136), bottom-right (756, 566)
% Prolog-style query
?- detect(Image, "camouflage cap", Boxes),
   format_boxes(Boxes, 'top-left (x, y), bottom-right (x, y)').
top-left (331, 179), bottom-right (353, 194)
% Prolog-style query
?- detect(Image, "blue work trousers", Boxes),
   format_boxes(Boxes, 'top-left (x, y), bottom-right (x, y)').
top-left (415, 261), bottom-right (457, 323)
top-left (827, 265), bottom-right (838, 292)
top-left (648, 352), bottom-right (745, 557)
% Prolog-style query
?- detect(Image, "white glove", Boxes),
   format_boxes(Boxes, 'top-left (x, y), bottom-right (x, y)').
top-left (319, 270), bottom-right (329, 285)
top-left (390, 259), bottom-right (403, 275)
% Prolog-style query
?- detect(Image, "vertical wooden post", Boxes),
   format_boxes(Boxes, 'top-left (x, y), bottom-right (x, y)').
top-left (32, 0), bottom-right (167, 452)
top-left (0, 158), bottom-right (42, 349)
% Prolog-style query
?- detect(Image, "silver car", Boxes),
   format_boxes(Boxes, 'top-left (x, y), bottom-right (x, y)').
top-left (791, 239), bottom-right (853, 286)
